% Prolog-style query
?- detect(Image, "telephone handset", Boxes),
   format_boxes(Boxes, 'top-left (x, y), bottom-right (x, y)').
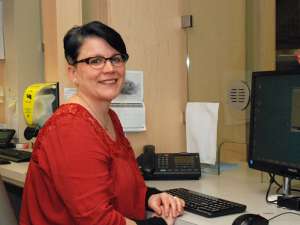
top-left (139, 145), bottom-right (156, 174)
top-left (137, 145), bottom-right (201, 180)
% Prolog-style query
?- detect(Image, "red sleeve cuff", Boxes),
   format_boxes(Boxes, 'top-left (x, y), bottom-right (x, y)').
top-left (145, 187), bottom-right (162, 210)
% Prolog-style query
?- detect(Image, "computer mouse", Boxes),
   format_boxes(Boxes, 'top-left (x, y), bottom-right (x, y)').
top-left (232, 213), bottom-right (269, 225)
top-left (0, 159), bottom-right (11, 165)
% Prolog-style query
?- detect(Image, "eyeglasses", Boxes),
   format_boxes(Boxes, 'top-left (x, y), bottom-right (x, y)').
top-left (73, 53), bottom-right (129, 69)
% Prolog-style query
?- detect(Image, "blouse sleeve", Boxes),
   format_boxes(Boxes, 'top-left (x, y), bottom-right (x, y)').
top-left (145, 187), bottom-right (162, 210)
top-left (39, 114), bottom-right (125, 225)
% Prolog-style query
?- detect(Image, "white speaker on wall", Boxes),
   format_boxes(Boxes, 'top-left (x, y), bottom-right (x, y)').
top-left (227, 80), bottom-right (250, 111)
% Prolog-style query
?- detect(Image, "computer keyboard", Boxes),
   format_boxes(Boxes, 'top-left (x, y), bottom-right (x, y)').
top-left (166, 188), bottom-right (246, 218)
top-left (0, 148), bottom-right (32, 162)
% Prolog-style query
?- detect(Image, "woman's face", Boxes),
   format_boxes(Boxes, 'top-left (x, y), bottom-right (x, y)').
top-left (69, 37), bottom-right (126, 102)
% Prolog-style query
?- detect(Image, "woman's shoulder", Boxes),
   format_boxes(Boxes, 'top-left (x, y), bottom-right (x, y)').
top-left (54, 103), bottom-right (87, 116)
top-left (51, 103), bottom-right (92, 121)
top-left (35, 103), bottom-right (105, 148)
top-left (40, 103), bottom-right (96, 134)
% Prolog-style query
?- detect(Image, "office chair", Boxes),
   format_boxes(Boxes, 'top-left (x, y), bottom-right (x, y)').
top-left (0, 175), bottom-right (18, 225)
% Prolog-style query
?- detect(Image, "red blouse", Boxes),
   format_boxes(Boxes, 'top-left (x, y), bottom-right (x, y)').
top-left (20, 103), bottom-right (147, 225)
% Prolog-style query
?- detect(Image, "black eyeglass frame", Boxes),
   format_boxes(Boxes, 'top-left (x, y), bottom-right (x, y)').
top-left (72, 53), bottom-right (129, 67)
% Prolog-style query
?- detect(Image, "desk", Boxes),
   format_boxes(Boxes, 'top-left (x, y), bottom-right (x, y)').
top-left (147, 164), bottom-right (300, 225)
top-left (1, 163), bottom-right (300, 225)
top-left (0, 162), bottom-right (27, 187)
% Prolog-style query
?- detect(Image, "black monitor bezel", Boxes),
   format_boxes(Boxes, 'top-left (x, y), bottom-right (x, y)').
top-left (248, 70), bottom-right (300, 180)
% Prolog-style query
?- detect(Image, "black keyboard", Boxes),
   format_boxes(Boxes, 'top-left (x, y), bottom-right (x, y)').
top-left (0, 148), bottom-right (32, 162)
top-left (166, 188), bottom-right (246, 218)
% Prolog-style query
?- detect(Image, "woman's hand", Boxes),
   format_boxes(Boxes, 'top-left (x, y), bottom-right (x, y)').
top-left (148, 192), bottom-right (185, 218)
top-left (157, 206), bottom-right (176, 225)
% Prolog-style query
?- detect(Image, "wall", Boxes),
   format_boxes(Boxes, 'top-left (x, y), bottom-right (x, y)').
top-left (82, 0), bottom-right (187, 155)
top-left (82, 0), bottom-right (108, 24)
top-left (3, 0), bottom-right (44, 140)
top-left (246, 0), bottom-right (276, 73)
top-left (184, 0), bottom-right (247, 161)
top-left (184, 0), bottom-right (275, 162)
top-left (0, 63), bottom-right (4, 123)
top-left (52, 0), bottom-right (275, 158)
top-left (2, 1), bottom-right (274, 158)
top-left (41, 0), bottom-right (82, 102)
top-left (0, 1), bottom-right (3, 120)
top-left (41, 0), bottom-right (58, 83)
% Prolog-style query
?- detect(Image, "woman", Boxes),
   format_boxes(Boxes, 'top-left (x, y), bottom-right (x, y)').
top-left (20, 21), bottom-right (184, 225)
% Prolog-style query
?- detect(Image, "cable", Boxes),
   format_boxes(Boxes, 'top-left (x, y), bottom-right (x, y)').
top-left (265, 173), bottom-right (279, 204)
top-left (267, 173), bottom-right (300, 194)
top-left (268, 173), bottom-right (283, 194)
top-left (268, 212), bottom-right (300, 222)
top-left (276, 185), bottom-right (282, 194)
top-left (268, 173), bottom-right (281, 188)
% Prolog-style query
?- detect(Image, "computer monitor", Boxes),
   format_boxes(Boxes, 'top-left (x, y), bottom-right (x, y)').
top-left (248, 70), bottom-right (300, 195)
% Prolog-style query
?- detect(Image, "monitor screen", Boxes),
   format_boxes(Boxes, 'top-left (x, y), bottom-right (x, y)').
top-left (248, 70), bottom-right (300, 180)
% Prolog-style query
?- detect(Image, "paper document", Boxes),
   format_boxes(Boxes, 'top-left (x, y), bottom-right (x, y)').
top-left (186, 102), bottom-right (219, 165)
top-left (111, 102), bottom-right (146, 132)
top-left (112, 70), bottom-right (146, 132)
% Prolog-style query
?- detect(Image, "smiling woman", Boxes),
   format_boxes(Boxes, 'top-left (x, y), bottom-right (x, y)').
top-left (66, 35), bottom-right (128, 108)
top-left (19, 21), bottom-right (184, 225)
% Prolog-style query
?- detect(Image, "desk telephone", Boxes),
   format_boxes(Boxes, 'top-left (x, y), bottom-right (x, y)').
top-left (137, 145), bottom-right (201, 180)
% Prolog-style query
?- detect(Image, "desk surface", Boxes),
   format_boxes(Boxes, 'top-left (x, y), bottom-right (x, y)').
top-left (0, 162), bottom-right (28, 187)
top-left (147, 164), bottom-right (300, 225)
top-left (1, 162), bottom-right (300, 225)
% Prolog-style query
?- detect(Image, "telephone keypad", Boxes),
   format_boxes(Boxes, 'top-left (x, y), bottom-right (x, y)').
top-left (158, 155), bottom-right (169, 169)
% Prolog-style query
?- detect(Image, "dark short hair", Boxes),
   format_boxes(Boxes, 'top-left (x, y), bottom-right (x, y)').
top-left (63, 21), bottom-right (128, 65)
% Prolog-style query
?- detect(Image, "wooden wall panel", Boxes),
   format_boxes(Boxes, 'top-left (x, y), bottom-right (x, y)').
top-left (184, 0), bottom-right (275, 162)
top-left (41, 0), bottom-right (82, 101)
top-left (107, 0), bottom-right (187, 155)
top-left (0, 63), bottom-right (4, 123)
top-left (41, 0), bottom-right (58, 83)
top-left (82, 0), bottom-right (109, 24)
top-left (246, 0), bottom-right (276, 73)
top-left (185, 0), bottom-right (247, 161)
top-left (56, 0), bottom-right (82, 95)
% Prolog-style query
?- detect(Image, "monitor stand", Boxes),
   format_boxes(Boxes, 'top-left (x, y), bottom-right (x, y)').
top-left (282, 176), bottom-right (291, 196)
top-left (277, 177), bottom-right (300, 211)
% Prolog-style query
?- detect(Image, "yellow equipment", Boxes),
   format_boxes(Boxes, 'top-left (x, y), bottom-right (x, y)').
top-left (23, 82), bottom-right (59, 139)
